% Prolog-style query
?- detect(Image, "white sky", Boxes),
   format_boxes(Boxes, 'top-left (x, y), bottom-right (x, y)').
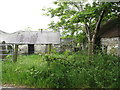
top-left (0, 0), bottom-right (92, 33)
top-left (0, 0), bottom-right (57, 33)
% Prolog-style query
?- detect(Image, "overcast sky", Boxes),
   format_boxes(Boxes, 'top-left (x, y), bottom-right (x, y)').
top-left (0, 0), bottom-right (93, 33)
top-left (0, 0), bottom-right (57, 33)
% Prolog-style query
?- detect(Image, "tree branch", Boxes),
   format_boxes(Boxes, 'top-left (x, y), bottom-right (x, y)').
top-left (85, 23), bottom-right (91, 41)
top-left (92, 9), bottom-right (105, 41)
top-left (70, 2), bottom-right (83, 11)
top-left (95, 9), bottom-right (105, 34)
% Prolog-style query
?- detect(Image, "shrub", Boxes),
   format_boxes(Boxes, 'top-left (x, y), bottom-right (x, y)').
top-left (2, 53), bottom-right (119, 88)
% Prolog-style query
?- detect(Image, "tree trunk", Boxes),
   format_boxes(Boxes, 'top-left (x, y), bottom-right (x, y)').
top-left (88, 40), bottom-right (94, 61)
top-left (13, 44), bottom-right (18, 62)
top-left (94, 37), bottom-right (102, 54)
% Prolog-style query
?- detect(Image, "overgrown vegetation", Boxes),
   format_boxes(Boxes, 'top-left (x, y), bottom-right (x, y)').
top-left (44, 1), bottom-right (118, 57)
top-left (2, 51), bottom-right (119, 88)
top-left (1, 0), bottom-right (119, 89)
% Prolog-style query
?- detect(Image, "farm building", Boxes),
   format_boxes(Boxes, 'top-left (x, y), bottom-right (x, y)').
top-left (98, 17), bottom-right (120, 56)
top-left (0, 30), bottom-right (60, 55)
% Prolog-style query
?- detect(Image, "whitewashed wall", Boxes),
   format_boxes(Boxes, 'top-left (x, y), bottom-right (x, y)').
top-left (18, 45), bottom-right (28, 54)
top-left (18, 45), bottom-right (49, 54)
top-left (34, 45), bottom-right (46, 53)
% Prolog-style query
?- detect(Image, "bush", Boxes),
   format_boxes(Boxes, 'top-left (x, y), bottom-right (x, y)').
top-left (2, 53), bottom-right (119, 88)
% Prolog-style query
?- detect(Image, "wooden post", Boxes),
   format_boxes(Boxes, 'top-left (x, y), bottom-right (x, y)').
top-left (45, 44), bottom-right (48, 53)
top-left (13, 44), bottom-right (18, 62)
top-left (48, 44), bottom-right (52, 54)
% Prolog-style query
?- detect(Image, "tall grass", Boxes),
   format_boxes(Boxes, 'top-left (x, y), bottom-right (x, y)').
top-left (2, 52), bottom-right (120, 88)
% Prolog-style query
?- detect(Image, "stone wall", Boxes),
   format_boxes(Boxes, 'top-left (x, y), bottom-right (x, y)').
top-left (101, 37), bottom-right (119, 56)
top-left (18, 45), bottom-right (48, 54)
top-left (18, 45), bottom-right (28, 54)
top-left (60, 38), bottom-right (76, 52)
top-left (18, 39), bottom-right (75, 54)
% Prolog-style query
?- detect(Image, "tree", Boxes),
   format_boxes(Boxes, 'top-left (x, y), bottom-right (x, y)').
top-left (44, 1), bottom-right (118, 60)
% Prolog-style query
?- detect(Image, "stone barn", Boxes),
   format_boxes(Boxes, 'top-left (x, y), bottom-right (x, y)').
top-left (98, 17), bottom-right (120, 56)
top-left (0, 30), bottom-right (60, 55)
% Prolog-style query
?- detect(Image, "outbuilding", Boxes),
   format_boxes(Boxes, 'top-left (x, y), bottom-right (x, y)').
top-left (98, 17), bottom-right (120, 56)
top-left (0, 30), bottom-right (60, 55)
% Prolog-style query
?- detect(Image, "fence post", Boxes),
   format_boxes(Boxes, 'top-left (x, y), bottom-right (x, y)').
top-left (48, 44), bottom-right (52, 54)
top-left (13, 44), bottom-right (19, 62)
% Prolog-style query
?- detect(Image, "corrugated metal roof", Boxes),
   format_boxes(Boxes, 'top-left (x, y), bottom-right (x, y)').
top-left (0, 31), bottom-right (60, 44)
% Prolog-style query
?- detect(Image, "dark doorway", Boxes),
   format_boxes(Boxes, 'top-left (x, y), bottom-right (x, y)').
top-left (28, 44), bottom-right (34, 54)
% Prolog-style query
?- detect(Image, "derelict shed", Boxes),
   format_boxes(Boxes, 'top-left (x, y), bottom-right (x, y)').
top-left (99, 17), bottom-right (120, 56)
top-left (0, 30), bottom-right (60, 54)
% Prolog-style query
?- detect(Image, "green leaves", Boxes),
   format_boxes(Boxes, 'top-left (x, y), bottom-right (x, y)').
top-left (2, 53), bottom-right (120, 88)
top-left (44, 1), bottom-right (118, 55)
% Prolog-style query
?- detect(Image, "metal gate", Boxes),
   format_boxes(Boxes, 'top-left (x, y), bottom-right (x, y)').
top-left (0, 43), bottom-right (14, 61)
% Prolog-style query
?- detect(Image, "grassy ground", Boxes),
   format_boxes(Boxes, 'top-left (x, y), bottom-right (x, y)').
top-left (2, 52), bottom-right (120, 88)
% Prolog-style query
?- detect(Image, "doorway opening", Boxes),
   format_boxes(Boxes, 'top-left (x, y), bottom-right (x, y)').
top-left (28, 44), bottom-right (34, 54)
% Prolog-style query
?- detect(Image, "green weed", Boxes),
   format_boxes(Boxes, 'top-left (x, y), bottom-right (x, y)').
top-left (2, 53), bottom-right (120, 88)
